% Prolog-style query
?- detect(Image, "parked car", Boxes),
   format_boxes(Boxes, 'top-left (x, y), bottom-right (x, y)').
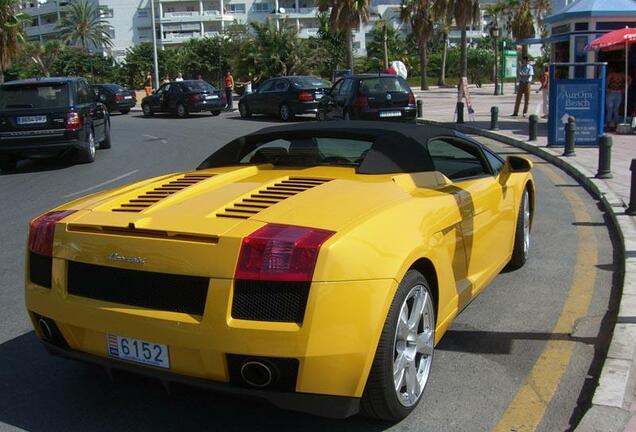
top-left (141, 80), bottom-right (225, 118)
top-left (25, 121), bottom-right (535, 421)
top-left (0, 77), bottom-right (111, 171)
top-left (95, 83), bottom-right (136, 114)
top-left (317, 74), bottom-right (416, 122)
top-left (238, 75), bottom-right (331, 121)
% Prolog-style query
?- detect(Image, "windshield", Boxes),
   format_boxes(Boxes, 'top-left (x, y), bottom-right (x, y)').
top-left (182, 81), bottom-right (216, 92)
top-left (291, 77), bottom-right (331, 89)
top-left (359, 77), bottom-right (410, 95)
top-left (0, 83), bottom-right (70, 109)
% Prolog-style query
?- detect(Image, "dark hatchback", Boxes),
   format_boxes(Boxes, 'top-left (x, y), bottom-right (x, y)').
top-left (317, 74), bottom-right (416, 122)
top-left (141, 80), bottom-right (225, 118)
top-left (238, 76), bottom-right (331, 121)
top-left (0, 77), bottom-right (110, 171)
top-left (95, 83), bottom-right (136, 114)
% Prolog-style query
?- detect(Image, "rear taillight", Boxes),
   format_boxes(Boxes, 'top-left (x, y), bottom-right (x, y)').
top-left (353, 96), bottom-right (368, 108)
top-left (235, 224), bottom-right (335, 282)
top-left (190, 94), bottom-right (202, 103)
top-left (115, 94), bottom-right (125, 101)
top-left (408, 92), bottom-right (415, 105)
top-left (65, 111), bottom-right (82, 130)
top-left (298, 91), bottom-right (313, 102)
top-left (28, 210), bottom-right (76, 257)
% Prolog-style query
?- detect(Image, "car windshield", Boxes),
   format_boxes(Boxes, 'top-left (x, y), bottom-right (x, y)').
top-left (0, 83), bottom-right (70, 109)
top-left (182, 81), bottom-right (216, 92)
top-left (291, 77), bottom-right (331, 89)
top-left (358, 77), bottom-right (410, 95)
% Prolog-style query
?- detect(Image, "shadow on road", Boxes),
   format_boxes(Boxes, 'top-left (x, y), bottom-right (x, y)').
top-left (0, 155), bottom-right (82, 176)
top-left (0, 332), bottom-right (390, 432)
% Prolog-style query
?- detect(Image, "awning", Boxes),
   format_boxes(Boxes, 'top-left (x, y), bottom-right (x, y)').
top-left (517, 34), bottom-right (570, 45)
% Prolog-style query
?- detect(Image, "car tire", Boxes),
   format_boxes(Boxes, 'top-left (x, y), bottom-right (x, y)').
top-left (176, 103), bottom-right (188, 118)
top-left (100, 119), bottom-right (111, 149)
top-left (508, 187), bottom-right (531, 270)
top-left (211, 110), bottom-right (221, 116)
top-left (142, 103), bottom-right (153, 117)
top-left (316, 110), bottom-right (326, 121)
top-left (120, 109), bottom-right (130, 114)
top-left (239, 103), bottom-right (251, 119)
top-left (279, 104), bottom-right (294, 122)
top-left (343, 110), bottom-right (351, 121)
top-left (361, 269), bottom-right (435, 421)
top-left (0, 156), bottom-right (18, 172)
top-left (77, 128), bottom-right (96, 164)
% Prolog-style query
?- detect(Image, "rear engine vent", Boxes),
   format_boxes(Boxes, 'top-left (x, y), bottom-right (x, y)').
top-left (112, 173), bottom-right (215, 213)
top-left (232, 280), bottom-right (310, 323)
top-left (29, 251), bottom-right (52, 288)
top-left (67, 261), bottom-right (209, 315)
top-left (217, 177), bottom-right (331, 220)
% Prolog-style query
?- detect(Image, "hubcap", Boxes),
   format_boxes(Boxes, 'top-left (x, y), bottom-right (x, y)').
top-left (523, 191), bottom-right (530, 258)
top-left (88, 132), bottom-right (95, 158)
top-left (393, 284), bottom-right (435, 407)
top-left (178, 105), bottom-right (185, 116)
top-left (240, 104), bottom-right (246, 116)
top-left (281, 105), bottom-right (289, 120)
top-left (143, 104), bottom-right (150, 115)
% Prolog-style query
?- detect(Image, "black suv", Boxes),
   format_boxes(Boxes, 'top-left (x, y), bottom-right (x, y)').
top-left (141, 80), bottom-right (225, 118)
top-left (0, 77), bottom-right (110, 171)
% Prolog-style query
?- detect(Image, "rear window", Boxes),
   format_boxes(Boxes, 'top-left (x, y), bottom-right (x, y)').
top-left (0, 83), bottom-right (70, 109)
top-left (358, 77), bottom-right (410, 95)
top-left (182, 81), bottom-right (216, 92)
top-left (290, 77), bottom-right (331, 89)
top-left (102, 84), bottom-right (125, 92)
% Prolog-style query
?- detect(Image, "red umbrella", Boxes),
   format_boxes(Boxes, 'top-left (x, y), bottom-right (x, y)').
top-left (587, 27), bottom-right (636, 124)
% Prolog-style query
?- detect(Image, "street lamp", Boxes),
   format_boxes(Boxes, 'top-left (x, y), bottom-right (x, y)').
top-left (490, 21), bottom-right (500, 96)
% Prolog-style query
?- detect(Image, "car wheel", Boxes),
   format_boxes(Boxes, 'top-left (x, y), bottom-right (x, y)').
top-left (211, 110), bottom-right (221, 116)
top-left (239, 103), bottom-right (251, 119)
top-left (279, 104), bottom-right (294, 122)
top-left (343, 110), bottom-right (351, 121)
top-left (100, 119), bottom-right (111, 149)
top-left (77, 128), bottom-right (96, 163)
top-left (508, 188), bottom-right (531, 269)
top-left (316, 110), bottom-right (326, 121)
top-left (0, 156), bottom-right (18, 172)
top-left (142, 103), bottom-right (153, 117)
top-left (120, 109), bottom-right (130, 114)
top-left (176, 103), bottom-right (188, 118)
top-left (362, 269), bottom-right (435, 421)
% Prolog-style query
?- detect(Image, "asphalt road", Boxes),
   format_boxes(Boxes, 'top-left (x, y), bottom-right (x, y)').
top-left (0, 111), bottom-right (617, 431)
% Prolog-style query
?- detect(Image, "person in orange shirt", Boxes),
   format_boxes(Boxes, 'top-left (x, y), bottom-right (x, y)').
top-left (224, 71), bottom-right (235, 110)
top-left (143, 72), bottom-right (153, 97)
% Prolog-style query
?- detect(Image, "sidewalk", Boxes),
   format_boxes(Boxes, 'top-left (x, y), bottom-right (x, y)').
top-left (413, 83), bottom-right (634, 206)
top-left (415, 83), bottom-right (636, 432)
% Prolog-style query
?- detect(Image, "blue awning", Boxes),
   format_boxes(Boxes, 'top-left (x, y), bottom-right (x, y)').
top-left (546, 0), bottom-right (636, 24)
top-left (517, 34), bottom-right (571, 45)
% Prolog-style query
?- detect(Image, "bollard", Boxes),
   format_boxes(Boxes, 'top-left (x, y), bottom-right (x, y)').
top-left (596, 134), bottom-right (613, 179)
top-left (417, 99), bottom-right (423, 118)
top-left (528, 114), bottom-right (538, 141)
top-left (563, 117), bottom-right (576, 157)
top-left (627, 159), bottom-right (636, 216)
top-left (490, 106), bottom-right (499, 130)
top-left (456, 102), bottom-right (464, 124)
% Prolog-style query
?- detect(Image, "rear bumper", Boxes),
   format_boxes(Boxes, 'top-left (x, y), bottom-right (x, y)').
top-left (190, 100), bottom-right (225, 112)
top-left (289, 101), bottom-right (320, 114)
top-left (108, 101), bottom-right (136, 111)
top-left (0, 132), bottom-right (83, 156)
top-left (40, 340), bottom-right (360, 418)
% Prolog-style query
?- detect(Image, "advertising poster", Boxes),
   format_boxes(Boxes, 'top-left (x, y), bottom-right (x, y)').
top-left (553, 81), bottom-right (601, 145)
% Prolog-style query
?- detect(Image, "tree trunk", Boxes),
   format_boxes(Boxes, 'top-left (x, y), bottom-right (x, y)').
top-left (439, 32), bottom-right (448, 86)
top-left (459, 29), bottom-right (468, 81)
top-left (346, 27), bottom-right (354, 72)
top-left (419, 39), bottom-right (428, 91)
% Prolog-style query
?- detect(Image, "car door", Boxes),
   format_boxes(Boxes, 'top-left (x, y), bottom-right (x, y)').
top-left (337, 78), bottom-right (355, 118)
top-left (269, 79), bottom-right (289, 114)
top-left (426, 136), bottom-right (513, 301)
top-left (151, 84), bottom-right (169, 112)
top-left (323, 79), bottom-right (343, 120)
top-left (167, 83), bottom-right (183, 112)
top-left (78, 80), bottom-right (105, 141)
top-left (248, 80), bottom-right (273, 114)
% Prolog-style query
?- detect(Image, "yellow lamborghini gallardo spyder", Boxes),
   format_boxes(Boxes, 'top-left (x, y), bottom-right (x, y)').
top-left (25, 122), bottom-right (534, 420)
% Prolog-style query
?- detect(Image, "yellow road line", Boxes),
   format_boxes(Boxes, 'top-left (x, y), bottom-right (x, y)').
top-left (493, 165), bottom-right (598, 432)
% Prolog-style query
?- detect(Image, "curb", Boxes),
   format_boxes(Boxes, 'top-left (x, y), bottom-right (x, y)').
top-left (416, 119), bottom-right (636, 432)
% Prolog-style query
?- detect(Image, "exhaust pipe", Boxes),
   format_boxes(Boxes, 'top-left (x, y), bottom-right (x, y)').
top-left (240, 361), bottom-right (273, 388)
top-left (38, 318), bottom-right (53, 340)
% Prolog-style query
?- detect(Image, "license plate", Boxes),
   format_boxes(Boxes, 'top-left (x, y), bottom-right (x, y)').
top-left (107, 334), bottom-right (170, 369)
top-left (380, 111), bottom-right (402, 118)
top-left (205, 95), bottom-right (219, 100)
top-left (124, 95), bottom-right (133, 100)
top-left (16, 115), bottom-right (47, 125)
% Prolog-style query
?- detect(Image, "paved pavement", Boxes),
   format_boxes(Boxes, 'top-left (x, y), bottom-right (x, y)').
top-left (0, 112), bottom-right (618, 431)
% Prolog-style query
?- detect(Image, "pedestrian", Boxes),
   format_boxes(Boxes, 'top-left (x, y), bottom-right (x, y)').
top-left (175, 72), bottom-right (184, 82)
top-left (197, 74), bottom-right (203, 80)
top-left (143, 71), bottom-right (153, 96)
top-left (512, 56), bottom-right (534, 117)
top-left (162, 75), bottom-right (170, 84)
top-left (224, 70), bottom-right (235, 110)
top-left (536, 64), bottom-right (549, 118)
top-left (606, 65), bottom-right (632, 130)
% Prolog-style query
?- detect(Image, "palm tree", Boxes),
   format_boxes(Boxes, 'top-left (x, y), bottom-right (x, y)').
top-left (25, 40), bottom-right (64, 77)
top-left (502, 0), bottom-right (535, 57)
top-left (57, 0), bottom-right (113, 53)
top-left (0, 0), bottom-right (28, 83)
top-left (432, 0), bottom-right (454, 86)
top-left (452, 0), bottom-right (480, 81)
top-left (317, 0), bottom-right (370, 71)
top-left (401, 0), bottom-right (433, 90)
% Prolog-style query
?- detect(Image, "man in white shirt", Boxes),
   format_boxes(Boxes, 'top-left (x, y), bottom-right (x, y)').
top-left (512, 56), bottom-right (534, 117)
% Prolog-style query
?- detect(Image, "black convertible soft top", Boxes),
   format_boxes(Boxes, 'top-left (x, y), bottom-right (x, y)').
top-left (197, 121), bottom-right (468, 174)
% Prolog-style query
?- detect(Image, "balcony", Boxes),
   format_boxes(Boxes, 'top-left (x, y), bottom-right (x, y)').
top-left (25, 22), bottom-right (59, 36)
top-left (285, 7), bottom-right (318, 17)
top-left (162, 32), bottom-right (201, 43)
top-left (20, 1), bottom-right (60, 16)
top-left (161, 10), bottom-right (232, 22)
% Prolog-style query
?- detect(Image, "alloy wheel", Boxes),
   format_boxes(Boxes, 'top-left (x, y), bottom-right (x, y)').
top-left (280, 104), bottom-right (290, 121)
top-left (523, 190), bottom-right (530, 259)
top-left (142, 104), bottom-right (151, 116)
top-left (88, 130), bottom-right (96, 159)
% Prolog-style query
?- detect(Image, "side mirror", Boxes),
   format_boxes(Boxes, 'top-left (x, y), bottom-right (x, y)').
top-left (506, 155), bottom-right (532, 173)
